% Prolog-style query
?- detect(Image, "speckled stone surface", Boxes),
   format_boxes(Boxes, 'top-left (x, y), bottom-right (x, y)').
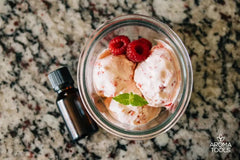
top-left (0, 0), bottom-right (240, 159)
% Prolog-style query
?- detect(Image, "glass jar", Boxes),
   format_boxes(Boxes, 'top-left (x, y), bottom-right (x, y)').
top-left (77, 14), bottom-right (193, 140)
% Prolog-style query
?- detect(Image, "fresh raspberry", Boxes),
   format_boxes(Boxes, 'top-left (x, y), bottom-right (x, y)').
top-left (139, 38), bottom-right (152, 49)
top-left (109, 35), bottom-right (130, 55)
top-left (126, 40), bottom-right (151, 62)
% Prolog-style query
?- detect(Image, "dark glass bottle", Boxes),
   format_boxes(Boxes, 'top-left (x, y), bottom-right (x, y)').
top-left (48, 67), bottom-right (98, 141)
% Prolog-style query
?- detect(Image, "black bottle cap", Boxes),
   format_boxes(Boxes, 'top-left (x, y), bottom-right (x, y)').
top-left (48, 67), bottom-right (74, 91)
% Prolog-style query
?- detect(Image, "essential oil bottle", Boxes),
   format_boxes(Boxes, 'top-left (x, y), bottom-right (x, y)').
top-left (48, 67), bottom-right (98, 141)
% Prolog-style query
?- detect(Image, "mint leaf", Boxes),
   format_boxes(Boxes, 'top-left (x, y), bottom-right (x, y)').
top-left (113, 92), bottom-right (148, 106)
top-left (132, 93), bottom-right (148, 106)
top-left (129, 92), bottom-right (134, 104)
top-left (113, 93), bottom-right (130, 105)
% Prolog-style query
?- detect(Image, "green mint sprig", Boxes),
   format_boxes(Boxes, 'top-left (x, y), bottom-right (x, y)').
top-left (113, 92), bottom-right (148, 106)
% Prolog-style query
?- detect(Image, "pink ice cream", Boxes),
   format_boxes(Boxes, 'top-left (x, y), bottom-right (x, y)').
top-left (93, 39), bottom-right (181, 126)
top-left (134, 40), bottom-right (181, 108)
top-left (107, 82), bottom-right (161, 125)
top-left (108, 100), bottom-right (161, 125)
top-left (93, 49), bottom-right (135, 97)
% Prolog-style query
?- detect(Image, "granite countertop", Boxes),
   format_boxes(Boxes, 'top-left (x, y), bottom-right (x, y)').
top-left (0, 0), bottom-right (239, 159)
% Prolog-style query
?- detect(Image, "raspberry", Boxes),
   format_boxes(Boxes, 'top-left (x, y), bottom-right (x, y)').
top-left (139, 38), bottom-right (152, 49)
top-left (109, 35), bottom-right (130, 55)
top-left (126, 40), bottom-right (151, 62)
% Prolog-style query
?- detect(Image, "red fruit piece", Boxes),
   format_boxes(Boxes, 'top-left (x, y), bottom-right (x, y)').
top-left (139, 38), bottom-right (152, 49)
top-left (165, 103), bottom-right (172, 107)
top-left (126, 40), bottom-right (151, 62)
top-left (109, 35), bottom-right (130, 55)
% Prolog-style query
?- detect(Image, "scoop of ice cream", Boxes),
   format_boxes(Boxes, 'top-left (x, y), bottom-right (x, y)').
top-left (134, 40), bottom-right (181, 108)
top-left (107, 83), bottom-right (161, 125)
top-left (108, 100), bottom-right (161, 125)
top-left (93, 49), bottom-right (135, 97)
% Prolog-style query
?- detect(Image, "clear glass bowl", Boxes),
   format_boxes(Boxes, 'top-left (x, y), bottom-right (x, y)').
top-left (77, 14), bottom-right (193, 140)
